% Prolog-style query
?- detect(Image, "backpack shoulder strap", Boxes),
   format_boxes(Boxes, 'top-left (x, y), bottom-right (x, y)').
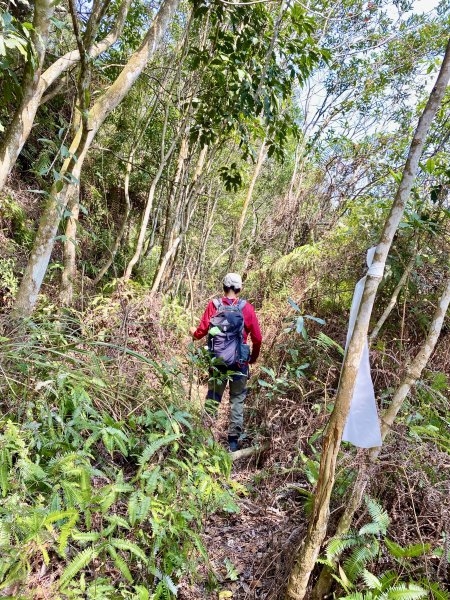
top-left (213, 298), bottom-right (222, 310)
top-left (237, 299), bottom-right (247, 311)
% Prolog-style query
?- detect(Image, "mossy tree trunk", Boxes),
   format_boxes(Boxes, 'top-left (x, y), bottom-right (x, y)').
top-left (285, 38), bottom-right (450, 600)
top-left (0, 0), bottom-right (55, 191)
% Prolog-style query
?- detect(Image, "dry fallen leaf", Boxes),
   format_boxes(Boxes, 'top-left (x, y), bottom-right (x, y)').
top-left (218, 591), bottom-right (233, 599)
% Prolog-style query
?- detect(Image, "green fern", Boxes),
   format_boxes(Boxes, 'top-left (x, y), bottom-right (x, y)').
top-left (362, 570), bottom-right (382, 591)
top-left (110, 538), bottom-right (147, 562)
top-left (384, 583), bottom-right (428, 599)
top-left (108, 545), bottom-right (133, 583)
top-left (152, 580), bottom-right (172, 600)
top-left (422, 580), bottom-right (449, 600)
top-left (326, 534), bottom-right (359, 561)
top-left (139, 434), bottom-right (180, 465)
top-left (364, 497), bottom-right (390, 534)
top-left (344, 541), bottom-right (379, 581)
top-left (59, 546), bottom-right (98, 588)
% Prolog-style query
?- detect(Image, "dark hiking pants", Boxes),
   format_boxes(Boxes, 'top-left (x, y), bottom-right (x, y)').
top-left (206, 364), bottom-right (248, 437)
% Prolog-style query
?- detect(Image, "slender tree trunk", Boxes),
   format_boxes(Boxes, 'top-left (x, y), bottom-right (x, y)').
top-left (285, 39), bottom-right (450, 600)
top-left (122, 110), bottom-right (183, 281)
top-left (60, 192), bottom-right (80, 306)
top-left (0, 0), bottom-right (132, 194)
top-left (160, 144), bottom-right (209, 289)
top-left (369, 254), bottom-right (416, 342)
top-left (0, 0), bottom-right (55, 191)
top-left (312, 273), bottom-right (450, 600)
top-left (151, 136), bottom-right (189, 288)
top-left (12, 0), bottom-right (181, 317)
top-left (193, 187), bottom-right (219, 281)
top-left (229, 140), bottom-right (266, 268)
top-left (94, 164), bottom-right (132, 285)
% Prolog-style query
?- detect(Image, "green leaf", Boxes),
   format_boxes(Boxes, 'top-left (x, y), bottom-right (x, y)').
top-left (362, 569), bottom-right (382, 590)
top-left (139, 434), bottom-right (180, 465)
top-left (108, 545), bottom-right (133, 583)
top-left (386, 583), bottom-right (428, 599)
top-left (110, 538), bottom-right (147, 562)
top-left (59, 546), bottom-right (97, 588)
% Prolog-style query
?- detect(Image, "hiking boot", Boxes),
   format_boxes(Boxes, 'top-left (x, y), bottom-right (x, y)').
top-left (228, 435), bottom-right (239, 452)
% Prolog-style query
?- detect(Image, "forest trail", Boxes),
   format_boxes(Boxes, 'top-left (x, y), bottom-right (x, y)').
top-left (180, 383), bottom-right (305, 600)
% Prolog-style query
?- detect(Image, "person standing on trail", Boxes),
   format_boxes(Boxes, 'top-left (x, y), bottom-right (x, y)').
top-left (189, 273), bottom-right (262, 452)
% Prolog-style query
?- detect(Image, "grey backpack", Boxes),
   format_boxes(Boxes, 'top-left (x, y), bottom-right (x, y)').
top-left (207, 299), bottom-right (248, 366)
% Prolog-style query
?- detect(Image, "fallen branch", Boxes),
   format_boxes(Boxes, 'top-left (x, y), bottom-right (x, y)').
top-left (230, 442), bottom-right (270, 461)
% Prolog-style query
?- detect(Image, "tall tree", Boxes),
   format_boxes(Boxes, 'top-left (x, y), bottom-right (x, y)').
top-left (0, 0), bottom-right (132, 192)
top-left (312, 272), bottom-right (450, 600)
top-left (12, 0), bottom-right (181, 317)
top-left (285, 38), bottom-right (450, 600)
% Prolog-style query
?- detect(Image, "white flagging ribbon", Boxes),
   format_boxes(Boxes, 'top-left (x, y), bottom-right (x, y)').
top-left (342, 247), bottom-right (382, 449)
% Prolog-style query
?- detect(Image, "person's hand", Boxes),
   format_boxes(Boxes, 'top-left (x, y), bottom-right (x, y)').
top-left (189, 326), bottom-right (197, 337)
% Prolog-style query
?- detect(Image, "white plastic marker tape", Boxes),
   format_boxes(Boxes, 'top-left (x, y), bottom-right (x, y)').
top-left (342, 247), bottom-right (382, 449)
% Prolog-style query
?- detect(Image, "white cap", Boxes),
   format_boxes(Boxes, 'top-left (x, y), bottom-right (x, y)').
top-left (223, 272), bottom-right (242, 289)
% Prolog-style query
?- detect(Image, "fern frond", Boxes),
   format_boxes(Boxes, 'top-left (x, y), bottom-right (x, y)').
top-left (326, 535), bottom-right (358, 560)
top-left (110, 538), bottom-right (147, 562)
top-left (423, 580), bottom-right (450, 600)
top-left (59, 546), bottom-right (97, 588)
top-left (362, 569), bottom-right (382, 590)
top-left (344, 541), bottom-right (379, 581)
top-left (139, 434), bottom-right (180, 465)
top-left (384, 583), bottom-right (428, 599)
top-left (108, 545), bottom-right (133, 583)
top-left (365, 497), bottom-right (390, 534)
top-left (152, 580), bottom-right (172, 600)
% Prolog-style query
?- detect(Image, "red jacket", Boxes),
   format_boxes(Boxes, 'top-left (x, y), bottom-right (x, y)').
top-left (193, 297), bottom-right (262, 363)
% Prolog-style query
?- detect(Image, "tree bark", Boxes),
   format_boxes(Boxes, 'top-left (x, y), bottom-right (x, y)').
top-left (150, 136), bottom-right (189, 289)
top-left (369, 254), bottom-right (416, 342)
top-left (285, 38), bottom-right (450, 600)
top-left (312, 273), bottom-right (450, 600)
top-left (229, 140), bottom-right (266, 268)
top-left (160, 144), bottom-right (209, 290)
top-left (12, 0), bottom-right (181, 317)
top-left (0, 0), bottom-right (132, 193)
top-left (59, 192), bottom-right (80, 306)
top-left (0, 0), bottom-right (55, 191)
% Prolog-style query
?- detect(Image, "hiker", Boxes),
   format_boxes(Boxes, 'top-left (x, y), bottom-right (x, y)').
top-left (189, 273), bottom-right (262, 451)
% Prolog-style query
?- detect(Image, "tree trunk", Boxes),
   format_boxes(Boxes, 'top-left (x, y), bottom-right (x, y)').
top-left (94, 164), bottom-right (132, 285)
top-left (12, 0), bottom-right (181, 317)
top-left (285, 38), bottom-right (450, 600)
top-left (59, 192), bottom-right (80, 306)
top-left (160, 144), bottom-right (209, 290)
top-left (369, 254), bottom-right (416, 342)
top-left (229, 140), bottom-right (266, 268)
top-left (123, 113), bottom-right (182, 281)
top-left (0, 0), bottom-right (132, 194)
top-left (193, 187), bottom-right (219, 281)
top-left (151, 136), bottom-right (189, 289)
top-left (312, 273), bottom-right (450, 600)
top-left (0, 0), bottom-right (55, 191)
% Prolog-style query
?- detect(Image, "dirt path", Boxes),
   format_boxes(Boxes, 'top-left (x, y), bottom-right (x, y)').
top-left (179, 385), bottom-right (307, 600)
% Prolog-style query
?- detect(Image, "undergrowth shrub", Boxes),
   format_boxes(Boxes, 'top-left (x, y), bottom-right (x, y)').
top-left (0, 321), bottom-right (240, 599)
